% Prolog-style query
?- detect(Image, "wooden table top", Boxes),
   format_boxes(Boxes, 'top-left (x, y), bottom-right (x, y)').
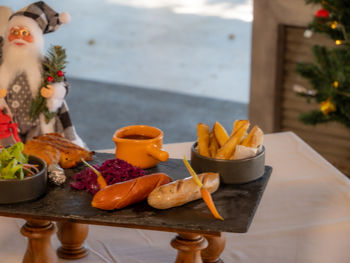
top-left (0, 153), bottom-right (271, 235)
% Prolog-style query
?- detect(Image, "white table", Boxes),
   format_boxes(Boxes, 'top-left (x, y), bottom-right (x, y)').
top-left (0, 131), bottom-right (349, 263)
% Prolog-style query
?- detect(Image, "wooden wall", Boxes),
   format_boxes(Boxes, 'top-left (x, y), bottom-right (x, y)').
top-left (249, 0), bottom-right (350, 176)
top-left (280, 27), bottom-right (350, 176)
top-left (249, 0), bottom-right (318, 133)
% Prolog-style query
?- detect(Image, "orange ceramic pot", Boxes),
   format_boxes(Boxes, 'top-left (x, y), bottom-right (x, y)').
top-left (113, 125), bottom-right (169, 169)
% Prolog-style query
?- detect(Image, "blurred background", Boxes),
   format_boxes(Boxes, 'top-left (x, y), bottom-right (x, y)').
top-left (3, 0), bottom-right (252, 103)
top-left (1, 0), bottom-right (252, 149)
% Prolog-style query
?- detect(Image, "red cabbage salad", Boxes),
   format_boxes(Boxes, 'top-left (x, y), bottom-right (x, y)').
top-left (70, 158), bottom-right (146, 194)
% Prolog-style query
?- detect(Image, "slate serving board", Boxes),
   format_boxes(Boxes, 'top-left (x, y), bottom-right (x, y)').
top-left (0, 153), bottom-right (272, 234)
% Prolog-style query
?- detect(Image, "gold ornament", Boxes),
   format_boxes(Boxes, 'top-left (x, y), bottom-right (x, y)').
top-left (330, 21), bottom-right (338, 29)
top-left (333, 81), bottom-right (339, 88)
top-left (320, 98), bottom-right (336, 115)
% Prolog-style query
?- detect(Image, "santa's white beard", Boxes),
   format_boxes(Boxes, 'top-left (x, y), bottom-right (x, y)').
top-left (0, 40), bottom-right (43, 96)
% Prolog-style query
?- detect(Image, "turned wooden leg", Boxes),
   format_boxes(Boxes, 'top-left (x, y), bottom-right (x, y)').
top-left (201, 233), bottom-right (226, 263)
top-left (21, 220), bottom-right (57, 263)
top-left (56, 222), bottom-right (89, 259)
top-left (171, 232), bottom-right (208, 263)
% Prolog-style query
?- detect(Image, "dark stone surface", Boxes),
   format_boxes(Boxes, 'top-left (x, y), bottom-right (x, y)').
top-left (65, 78), bottom-right (248, 150)
top-left (0, 153), bottom-right (271, 234)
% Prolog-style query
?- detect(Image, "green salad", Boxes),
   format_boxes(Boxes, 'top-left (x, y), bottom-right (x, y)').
top-left (0, 142), bottom-right (39, 180)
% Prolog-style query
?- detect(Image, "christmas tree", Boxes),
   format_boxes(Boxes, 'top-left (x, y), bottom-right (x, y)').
top-left (295, 0), bottom-right (350, 127)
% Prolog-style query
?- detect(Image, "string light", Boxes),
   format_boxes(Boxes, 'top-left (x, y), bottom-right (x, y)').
top-left (333, 81), bottom-right (339, 88)
top-left (335, 40), bottom-right (342, 45)
top-left (331, 21), bottom-right (338, 29)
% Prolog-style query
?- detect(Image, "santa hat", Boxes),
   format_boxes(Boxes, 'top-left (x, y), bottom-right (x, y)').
top-left (9, 1), bottom-right (70, 34)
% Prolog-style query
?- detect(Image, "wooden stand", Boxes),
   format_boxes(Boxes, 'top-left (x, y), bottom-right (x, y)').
top-left (56, 222), bottom-right (89, 259)
top-left (201, 234), bottom-right (226, 263)
top-left (20, 221), bottom-right (225, 263)
top-left (21, 220), bottom-right (57, 263)
top-left (171, 232), bottom-right (208, 263)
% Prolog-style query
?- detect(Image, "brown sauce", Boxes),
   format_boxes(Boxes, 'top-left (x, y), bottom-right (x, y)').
top-left (122, 134), bottom-right (154, 140)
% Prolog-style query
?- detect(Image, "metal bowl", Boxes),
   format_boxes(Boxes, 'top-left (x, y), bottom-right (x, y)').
top-left (190, 143), bottom-right (265, 184)
top-left (0, 156), bottom-right (47, 204)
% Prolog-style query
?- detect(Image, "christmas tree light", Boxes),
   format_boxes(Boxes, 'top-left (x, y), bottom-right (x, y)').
top-left (295, 0), bottom-right (350, 127)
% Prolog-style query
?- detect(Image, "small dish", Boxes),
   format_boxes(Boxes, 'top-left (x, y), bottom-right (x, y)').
top-left (190, 143), bottom-right (265, 184)
top-left (0, 156), bottom-right (47, 204)
top-left (113, 125), bottom-right (169, 169)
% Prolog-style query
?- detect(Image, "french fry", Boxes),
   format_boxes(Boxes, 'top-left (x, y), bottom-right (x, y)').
top-left (209, 129), bottom-right (219, 157)
top-left (213, 121), bottom-right (229, 147)
top-left (232, 120), bottom-right (250, 137)
top-left (215, 121), bottom-right (250, 159)
top-left (197, 123), bottom-right (210, 157)
top-left (241, 125), bottom-right (263, 148)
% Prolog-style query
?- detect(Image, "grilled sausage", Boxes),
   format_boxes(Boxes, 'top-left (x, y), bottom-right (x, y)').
top-left (91, 173), bottom-right (172, 210)
top-left (147, 172), bottom-right (219, 209)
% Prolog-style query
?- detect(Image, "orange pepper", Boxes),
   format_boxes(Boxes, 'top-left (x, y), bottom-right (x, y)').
top-left (183, 157), bottom-right (224, 220)
top-left (81, 158), bottom-right (107, 189)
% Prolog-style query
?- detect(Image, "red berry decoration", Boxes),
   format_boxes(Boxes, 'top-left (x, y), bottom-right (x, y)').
top-left (46, 76), bottom-right (54, 82)
top-left (57, 70), bottom-right (64, 77)
top-left (315, 8), bottom-right (329, 18)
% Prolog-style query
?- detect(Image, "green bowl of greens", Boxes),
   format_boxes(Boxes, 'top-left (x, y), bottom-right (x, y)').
top-left (0, 143), bottom-right (47, 204)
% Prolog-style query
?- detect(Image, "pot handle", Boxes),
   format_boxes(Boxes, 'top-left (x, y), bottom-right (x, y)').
top-left (146, 144), bottom-right (169, 162)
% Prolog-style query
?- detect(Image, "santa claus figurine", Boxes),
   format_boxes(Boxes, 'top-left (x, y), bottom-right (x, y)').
top-left (0, 1), bottom-right (84, 147)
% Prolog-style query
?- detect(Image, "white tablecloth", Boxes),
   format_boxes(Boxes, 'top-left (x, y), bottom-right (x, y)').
top-left (1, 131), bottom-right (350, 263)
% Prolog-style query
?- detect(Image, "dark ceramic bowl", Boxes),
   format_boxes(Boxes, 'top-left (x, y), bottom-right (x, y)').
top-left (0, 156), bottom-right (47, 204)
top-left (191, 143), bottom-right (265, 184)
